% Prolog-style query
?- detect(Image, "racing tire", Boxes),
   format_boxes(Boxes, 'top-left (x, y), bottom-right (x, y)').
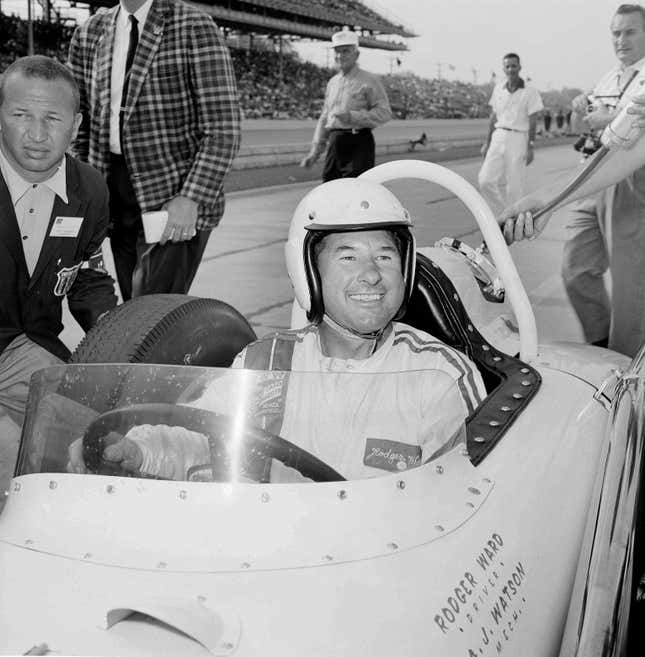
top-left (70, 294), bottom-right (257, 367)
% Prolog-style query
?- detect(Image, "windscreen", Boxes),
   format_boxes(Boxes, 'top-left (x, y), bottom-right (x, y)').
top-left (17, 363), bottom-right (466, 483)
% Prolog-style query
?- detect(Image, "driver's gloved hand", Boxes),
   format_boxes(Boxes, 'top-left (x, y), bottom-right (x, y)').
top-left (66, 432), bottom-right (143, 474)
top-left (66, 437), bottom-right (86, 474)
top-left (102, 432), bottom-right (143, 473)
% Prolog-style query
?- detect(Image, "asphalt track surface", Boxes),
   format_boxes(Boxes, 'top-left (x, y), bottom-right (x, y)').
top-left (61, 131), bottom-right (585, 353)
top-left (239, 118), bottom-right (489, 148)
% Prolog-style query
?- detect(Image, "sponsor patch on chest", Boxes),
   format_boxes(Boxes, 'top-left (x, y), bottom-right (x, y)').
top-left (363, 438), bottom-right (422, 472)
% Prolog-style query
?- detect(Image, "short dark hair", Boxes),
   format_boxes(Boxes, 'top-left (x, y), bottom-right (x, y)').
top-left (503, 53), bottom-right (521, 64)
top-left (312, 229), bottom-right (404, 263)
top-left (0, 55), bottom-right (80, 113)
top-left (615, 4), bottom-right (645, 29)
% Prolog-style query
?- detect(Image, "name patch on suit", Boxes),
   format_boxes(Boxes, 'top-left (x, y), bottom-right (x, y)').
top-left (50, 216), bottom-right (83, 238)
top-left (53, 263), bottom-right (81, 296)
top-left (363, 438), bottom-right (422, 472)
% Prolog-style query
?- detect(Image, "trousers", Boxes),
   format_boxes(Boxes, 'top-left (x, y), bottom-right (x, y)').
top-left (323, 129), bottom-right (375, 182)
top-left (478, 129), bottom-right (528, 217)
top-left (107, 154), bottom-right (212, 301)
top-left (562, 168), bottom-right (645, 357)
top-left (0, 334), bottom-right (62, 504)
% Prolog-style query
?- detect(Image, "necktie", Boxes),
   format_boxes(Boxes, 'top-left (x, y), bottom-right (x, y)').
top-left (119, 14), bottom-right (139, 144)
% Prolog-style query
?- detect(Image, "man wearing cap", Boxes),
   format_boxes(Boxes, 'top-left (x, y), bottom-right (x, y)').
top-left (69, 179), bottom-right (486, 482)
top-left (300, 31), bottom-right (392, 181)
top-left (478, 53), bottom-right (543, 217)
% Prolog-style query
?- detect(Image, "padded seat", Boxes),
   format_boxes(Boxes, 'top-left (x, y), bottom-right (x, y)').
top-left (401, 253), bottom-right (541, 465)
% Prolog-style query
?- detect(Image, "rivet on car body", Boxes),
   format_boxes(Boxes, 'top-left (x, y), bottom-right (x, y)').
top-left (261, 492), bottom-right (270, 503)
top-left (489, 420), bottom-right (500, 427)
top-left (241, 562), bottom-right (251, 569)
top-left (483, 477), bottom-right (492, 484)
top-left (453, 293), bottom-right (459, 301)
top-left (435, 465), bottom-right (444, 474)
top-left (338, 489), bottom-right (348, 500)
top-left (83, 553), bottom-right (92, 560)
top-left (387, 542), bottom-right (399, 551)
top-left (467, 324), bottom-right (474, 332)
top-left (468, 487), bottom-right (481, 495)
top-left (521, 380), bottom-right (532, 387)
top-left (179, 490), bottom-right (187, 500)
top-left (157, 561), bottom-right (167, 569)
top-left (520, 368), bottom-right (530, 374)
top-left (512, 392), bottom-right (524, 399)
top-left (500, 406), bottom-right (511, 412)
top-left (474, 436), bottom-right (485, 443)
top-left (49, 481), bottom-right (57, 490)
top-left (397, 480), bottom-right (406, 490)
top-left (106, 484), bottom-right (115, 494)
top-left (13, 483), bottom-right (20, 492)
top-left (435, 525), bottom-right (444, 532)
top-left (25, 539), bottom-right (34, 545)
top-left (466, 502), bottom-right (475, 509)
top-left (482, 345), bottom-right (490, 351)
top-left (493, 356), bottom-right (502, 362)
top-left (220, 643), bottom-right (235, 651)
top-left (323, 554), bottom-right (334, 562)
top-left (197, 595), bottom-right (207, 603)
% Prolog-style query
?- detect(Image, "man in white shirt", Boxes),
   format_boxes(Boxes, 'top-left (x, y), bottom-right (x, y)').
top-left (69, 179), bottom-right (486, 481)
top-left (478, 53), bottom-right (543, 217)
top-left (300, 31), bottom-right (392, 182)
top-left (555, 4), bottom-right (645, 356)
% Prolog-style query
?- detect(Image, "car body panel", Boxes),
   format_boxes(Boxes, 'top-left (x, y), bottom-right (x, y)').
top-left (0, 368), bottom-right (610, 657)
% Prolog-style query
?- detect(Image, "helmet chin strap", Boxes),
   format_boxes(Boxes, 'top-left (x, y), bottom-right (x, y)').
top-left (321, 313), bottom-right (384, 353)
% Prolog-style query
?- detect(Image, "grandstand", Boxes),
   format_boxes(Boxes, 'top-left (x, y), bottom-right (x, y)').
top-left (44, 0), bottom-right (415, 50)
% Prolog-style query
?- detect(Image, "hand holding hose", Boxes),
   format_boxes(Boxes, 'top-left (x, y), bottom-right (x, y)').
top-left (499, 197), bottom-right (553, 245)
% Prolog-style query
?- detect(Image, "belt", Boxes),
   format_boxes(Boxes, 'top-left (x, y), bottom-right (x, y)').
top-left (329, 128), bottom-right (372, 135)
top-left (497, 126), bottom-right (526, 133)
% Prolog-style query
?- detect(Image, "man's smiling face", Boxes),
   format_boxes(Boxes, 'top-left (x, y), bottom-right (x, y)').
top-left (317, 229), bottom-right (404, 334)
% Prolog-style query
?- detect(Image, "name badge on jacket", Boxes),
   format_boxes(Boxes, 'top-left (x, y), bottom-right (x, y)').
top-left (363, 438), bottom-right (422, 472)
top-left (50, 216), bottom-right (83, 238)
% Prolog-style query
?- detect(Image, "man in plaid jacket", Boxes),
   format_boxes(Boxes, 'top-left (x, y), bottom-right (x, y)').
top-left (68, 0), bottom-right (240, 300)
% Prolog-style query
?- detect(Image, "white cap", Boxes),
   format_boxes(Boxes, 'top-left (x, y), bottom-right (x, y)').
top-left (330, 30), bottom-right (359, 48)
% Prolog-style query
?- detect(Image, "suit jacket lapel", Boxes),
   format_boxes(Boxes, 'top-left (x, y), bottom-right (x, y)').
top-left (29, 158), bottom-right (83, 289)
top-left (0, 171), bottom-right (29, 276)
top-left (123, 0), bottom-right (166, 127)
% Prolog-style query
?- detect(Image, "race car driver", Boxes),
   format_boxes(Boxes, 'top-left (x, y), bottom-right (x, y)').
top-left (68, 179), bottom-right (487, 481)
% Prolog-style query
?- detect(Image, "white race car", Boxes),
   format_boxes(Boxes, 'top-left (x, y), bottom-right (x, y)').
top-left (0, 161), bottom-right (642, 657)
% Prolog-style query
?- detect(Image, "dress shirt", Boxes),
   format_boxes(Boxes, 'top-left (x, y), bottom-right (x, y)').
top-left (109, 0), bottom-right (154, 154)
top-left (592, 55), bottom-right (645, 111)
top-left (313, 64), bottom-right (391, 146)
top-left (0, 146), bottom-right (67, 276)
top-left (490, 79), bottom-right (543, 132)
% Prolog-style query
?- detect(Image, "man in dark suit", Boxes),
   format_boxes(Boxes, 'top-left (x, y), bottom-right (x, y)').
top-left (0, 56), bottom-right (117, 498)
top-left (67, 0), bottom-right (241, 300)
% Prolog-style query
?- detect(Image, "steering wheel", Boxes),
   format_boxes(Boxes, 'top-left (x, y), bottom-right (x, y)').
top-left (359, 160), bottom-right (538, 362)
top-left (82, 403), bottom-right (344, 483)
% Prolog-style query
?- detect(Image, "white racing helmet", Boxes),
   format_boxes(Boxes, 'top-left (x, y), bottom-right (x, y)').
top-left (285, 178), bottom-right (416, 323)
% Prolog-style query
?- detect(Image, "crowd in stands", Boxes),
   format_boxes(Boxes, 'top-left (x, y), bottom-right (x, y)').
top-left (230, 48), bottom-right (491, 119)
top-left (0, 14), bottom-right (494, 121)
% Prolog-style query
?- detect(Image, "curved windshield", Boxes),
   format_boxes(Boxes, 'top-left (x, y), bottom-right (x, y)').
top-left (17, 364), bottom-right (466, 483)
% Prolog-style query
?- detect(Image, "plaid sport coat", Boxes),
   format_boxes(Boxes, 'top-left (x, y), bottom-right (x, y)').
top-left (68, 0), bottom-right (241, 229)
